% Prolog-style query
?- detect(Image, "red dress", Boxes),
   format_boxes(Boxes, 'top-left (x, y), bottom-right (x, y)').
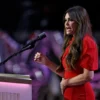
top-left (61, 34), bottom-right (98, 100)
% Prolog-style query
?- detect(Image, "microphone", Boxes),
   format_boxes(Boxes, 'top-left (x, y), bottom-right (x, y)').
top-left (23, 32), bottom-right (46, 49)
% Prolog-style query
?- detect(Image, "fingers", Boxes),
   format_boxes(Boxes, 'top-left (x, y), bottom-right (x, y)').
top-left (34, 52), bottom-right (41, 61)
top-left (60, 85), bottom-right (63, 94)
top-left (60, 78), bottom-right (67, 94)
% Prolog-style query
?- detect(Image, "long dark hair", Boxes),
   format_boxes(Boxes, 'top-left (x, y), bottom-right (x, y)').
top-left (56, 6), bottom-right (92, 71)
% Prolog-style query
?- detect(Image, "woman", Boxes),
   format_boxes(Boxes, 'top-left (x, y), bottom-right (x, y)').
top-left (34, 6), bottom-right (98, 100)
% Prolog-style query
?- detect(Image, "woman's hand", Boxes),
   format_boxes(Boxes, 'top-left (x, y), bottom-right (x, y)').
top-left (60, 78), bottom-right (68, 94)
top-left (34, 52), bottom-right (64, 77)
top-left (34, 52), bottom-right (49, 66)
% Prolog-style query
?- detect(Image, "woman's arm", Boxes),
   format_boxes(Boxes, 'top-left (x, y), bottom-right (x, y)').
top-left (60, 68), bottom-right (94, 92)
top-left (45, 60), bottom-right (64, 77)
top-left (60, 68), bottom-right (94, 94)
top-left (66, 68), bottom-right (94, 86)
top-left (34, 52), bottom-right (64, 77)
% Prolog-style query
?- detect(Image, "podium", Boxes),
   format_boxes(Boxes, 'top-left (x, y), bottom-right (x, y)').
top-left (0, 73), bottom-right (32, 100)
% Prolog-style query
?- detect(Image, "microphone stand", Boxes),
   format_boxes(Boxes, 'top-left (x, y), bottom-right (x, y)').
top-left (0, 44), bottom-right (35, 66)
top-left (0, 32), bottom-right (46, 66)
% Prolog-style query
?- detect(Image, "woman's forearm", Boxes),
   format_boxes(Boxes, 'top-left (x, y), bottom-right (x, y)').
top-left (46, 60), bottom-right (64, 77)
top-left (66, 74), bottom-right (91, 86)
top-left (34, 52), bottom-right (64, 77)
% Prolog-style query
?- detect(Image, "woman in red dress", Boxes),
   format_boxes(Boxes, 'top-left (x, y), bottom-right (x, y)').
top-left (34, 6), bottom-right (98, 100)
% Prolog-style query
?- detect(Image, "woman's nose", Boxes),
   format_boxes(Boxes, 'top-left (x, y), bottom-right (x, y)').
top-left (65, 20), bottom-right (69, 26)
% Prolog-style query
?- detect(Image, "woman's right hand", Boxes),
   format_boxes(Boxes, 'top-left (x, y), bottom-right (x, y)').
top-left (34, 52), bottom-right (49, 66)
top-left (34, 52), bottom-right (64, 77)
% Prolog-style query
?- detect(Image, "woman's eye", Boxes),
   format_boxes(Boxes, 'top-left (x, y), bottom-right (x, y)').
top-left (63, 18), bottom-right (74, 23)
top-left (69, 18), bottom-right (74, 21)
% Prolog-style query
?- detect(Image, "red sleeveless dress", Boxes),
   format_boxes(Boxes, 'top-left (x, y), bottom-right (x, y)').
top-left (61, 34), bottom-right (98, 100)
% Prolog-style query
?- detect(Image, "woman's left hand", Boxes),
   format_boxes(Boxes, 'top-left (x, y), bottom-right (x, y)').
top-left (60, 78), bottom-right (68, 94)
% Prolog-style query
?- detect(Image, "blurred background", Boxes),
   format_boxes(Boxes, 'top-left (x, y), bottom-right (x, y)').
top-left (0, 0), bottom-right (100, 100)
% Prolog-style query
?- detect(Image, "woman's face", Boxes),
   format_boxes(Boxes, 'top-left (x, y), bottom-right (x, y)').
top-left (64, 13), bottom-right (78, 35)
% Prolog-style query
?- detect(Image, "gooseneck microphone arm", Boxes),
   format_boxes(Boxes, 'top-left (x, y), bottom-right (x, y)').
top-left (22, 32), bottom-right (46, 49)
top-left (0, 46), bottom-right (31, 66)
top-left (0, 32), bottom-right (46, 66)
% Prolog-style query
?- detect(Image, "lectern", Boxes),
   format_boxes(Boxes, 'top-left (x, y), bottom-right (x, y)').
top-left (0, 73), bottom-right (32, 100)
